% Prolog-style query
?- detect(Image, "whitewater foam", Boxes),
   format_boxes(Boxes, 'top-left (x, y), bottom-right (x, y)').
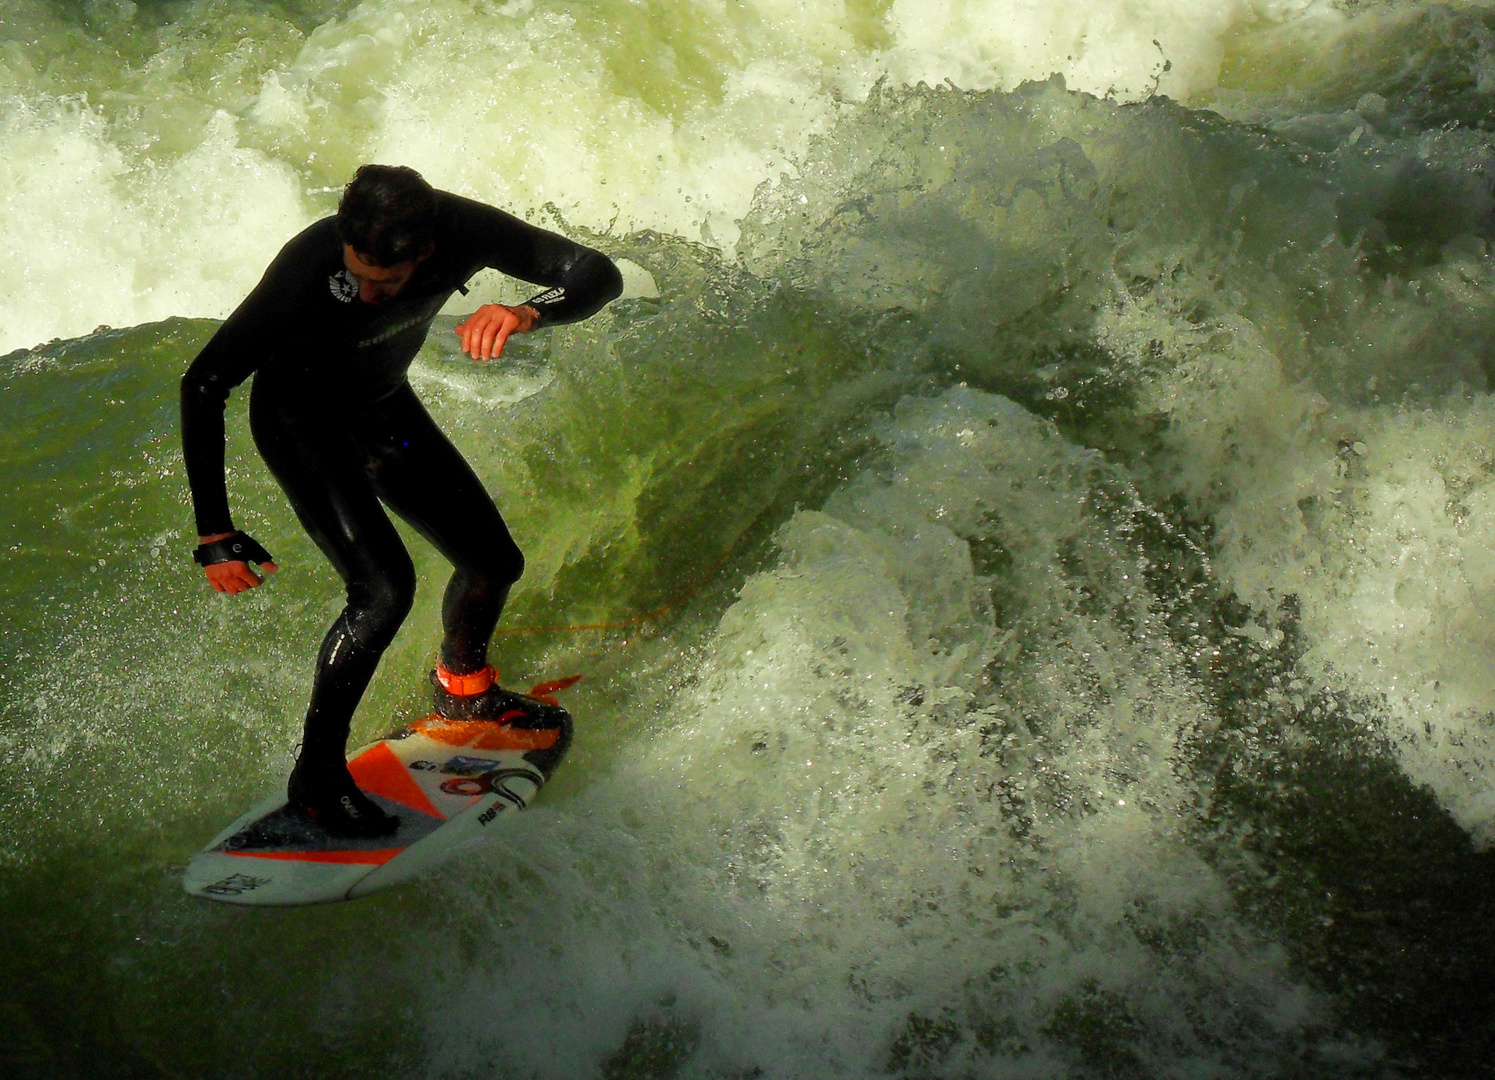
top-left (0, 0), bottom-right (1370, 353)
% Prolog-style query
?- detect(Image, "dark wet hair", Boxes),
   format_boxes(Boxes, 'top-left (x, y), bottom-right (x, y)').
top-left (336, 164), bottom-right (438, 266)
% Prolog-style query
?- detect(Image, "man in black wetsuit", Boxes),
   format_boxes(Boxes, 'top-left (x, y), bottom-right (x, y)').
top-left (181, 164), bottom-right (622, 837)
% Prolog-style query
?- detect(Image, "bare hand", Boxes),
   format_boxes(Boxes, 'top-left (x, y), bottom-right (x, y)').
top-left (199, 532), bottom-right (279, 595)
top-left (454, 304), bottom-right (539, 362)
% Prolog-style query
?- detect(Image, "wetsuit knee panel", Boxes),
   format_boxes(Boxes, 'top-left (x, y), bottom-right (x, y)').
top-left (344, 557), bottom-right (417, 650)
top-left (479, 543), bottom-right (526, 590)
top-left (446, 538), bottom-right (524, 591)
top-left (497, 542), bottom-right (524, 585)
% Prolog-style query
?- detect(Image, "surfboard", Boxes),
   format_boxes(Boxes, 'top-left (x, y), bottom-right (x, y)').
top-left (182, 692), bottom-right (572, 906)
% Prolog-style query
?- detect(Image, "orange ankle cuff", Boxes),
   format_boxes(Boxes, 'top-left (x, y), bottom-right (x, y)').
top-left (436, 664), bottom-right (496, 696)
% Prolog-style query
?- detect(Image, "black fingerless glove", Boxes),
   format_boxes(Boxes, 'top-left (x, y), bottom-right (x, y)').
top-left (193, 532), bottom-right (275, 567)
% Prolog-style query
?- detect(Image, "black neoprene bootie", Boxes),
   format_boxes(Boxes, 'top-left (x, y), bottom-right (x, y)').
top-left (287, 757), bottom-right (399, 838)
top-left (430, 666), bottom-right (566, 727)
top-left (428, 666), bottom-right (575, 782)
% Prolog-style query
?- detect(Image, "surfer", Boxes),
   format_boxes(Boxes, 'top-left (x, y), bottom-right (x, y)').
top-left (181, 164), bottom-right (622, 837)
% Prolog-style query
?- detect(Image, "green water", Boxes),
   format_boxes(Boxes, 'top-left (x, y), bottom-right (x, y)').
top-left (5, 1), bottom-right (1495, 1077)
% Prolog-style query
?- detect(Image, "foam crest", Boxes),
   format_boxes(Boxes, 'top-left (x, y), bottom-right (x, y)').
top-left (245, 0), bottom-right (853, 245)
top-left (0, 99), bottom-right (308, 353)
top-left (553, 386), bottom-right (1356, 1074)
top-left (880, 0), bottom-right (1259, 100)
top-left (1099, 264), bottom-right (1495, 842)
top-left (0, 0), bottom-right (1376, 352)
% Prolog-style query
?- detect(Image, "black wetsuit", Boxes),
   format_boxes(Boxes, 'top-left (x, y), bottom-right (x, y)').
top-left (181, 192), bottom-right (622, 768)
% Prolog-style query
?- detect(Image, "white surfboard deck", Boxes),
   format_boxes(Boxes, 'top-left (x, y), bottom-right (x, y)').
top-left (183, 711), bottom-right (568, 906)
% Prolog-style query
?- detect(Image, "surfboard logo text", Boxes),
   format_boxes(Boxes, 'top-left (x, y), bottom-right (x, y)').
top-left (202, 872), bottom-right (273, 896)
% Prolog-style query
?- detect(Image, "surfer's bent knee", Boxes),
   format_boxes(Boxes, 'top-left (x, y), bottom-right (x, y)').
top-left (344, 559), bottom-right (417, 650)
top-left (456, 536), bottom-right (524, 589)
top-left (499, 543), bottom-right (524, 586)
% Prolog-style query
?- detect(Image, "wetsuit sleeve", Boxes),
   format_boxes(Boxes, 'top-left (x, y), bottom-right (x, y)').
top-left (455, 198), bottom-right (623, 326)
top-left (180, 245), bottom-right (309, 536)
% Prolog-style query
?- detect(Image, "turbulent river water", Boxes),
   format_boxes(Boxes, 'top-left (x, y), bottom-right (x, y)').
top-left (5, 1), bottom-right (1495, 1077)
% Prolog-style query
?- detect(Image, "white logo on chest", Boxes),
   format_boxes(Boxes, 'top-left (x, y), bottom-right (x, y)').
top-left (328, 269), bottom-right (358, 303)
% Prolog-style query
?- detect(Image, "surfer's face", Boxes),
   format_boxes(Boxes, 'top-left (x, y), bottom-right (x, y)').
top-left (343, 244), bottom-right (432, 305)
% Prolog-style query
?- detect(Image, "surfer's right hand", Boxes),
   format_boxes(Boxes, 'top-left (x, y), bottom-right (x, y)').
top-left (198, 533), bottom-right (279, 594)
top-left (454, 303), bottom-right (539, 361)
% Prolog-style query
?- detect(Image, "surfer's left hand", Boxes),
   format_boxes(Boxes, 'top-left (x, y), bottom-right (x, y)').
top-left (196, 531), bottom-right (279, 595)
top-left (455, 304), bottom-right (538, 361)
top-left (204, 558), bottom-right (278, 594)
